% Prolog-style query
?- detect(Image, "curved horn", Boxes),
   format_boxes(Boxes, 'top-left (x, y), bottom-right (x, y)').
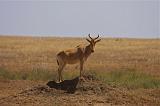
top-left (88, 34), bottom-right (93, 40)
top-left (94, 34), bottom-right (99, 40)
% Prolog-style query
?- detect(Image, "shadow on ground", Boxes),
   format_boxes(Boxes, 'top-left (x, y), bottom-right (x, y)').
top-left (46, 77), bottom-right (79, 93)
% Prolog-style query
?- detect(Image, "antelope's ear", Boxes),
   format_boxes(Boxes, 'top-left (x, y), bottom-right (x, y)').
top-left (95, 39), bottom-right (101, 43)
top-left (86, 38), bottom-right (91, 43)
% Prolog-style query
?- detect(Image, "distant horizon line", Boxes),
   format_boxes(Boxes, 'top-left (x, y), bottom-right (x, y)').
top-left (0, 34), bottom-right (159, 39)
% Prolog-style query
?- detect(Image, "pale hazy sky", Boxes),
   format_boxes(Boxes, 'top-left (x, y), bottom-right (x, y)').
top-left (0, 0), bottom-right (159, 38)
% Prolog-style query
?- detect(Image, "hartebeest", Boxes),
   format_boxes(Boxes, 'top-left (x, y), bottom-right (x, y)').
top-left (56, 34), bottom-right (101, 82)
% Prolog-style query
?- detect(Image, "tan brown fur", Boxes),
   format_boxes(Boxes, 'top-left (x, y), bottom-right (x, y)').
top-left (56, 34), bottom-right (101, 82)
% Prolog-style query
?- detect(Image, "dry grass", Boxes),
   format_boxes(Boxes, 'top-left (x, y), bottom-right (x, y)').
top-left (0, 36), bottom-right (160, 76)
top-left (0, 36), bottom-right (160, 106)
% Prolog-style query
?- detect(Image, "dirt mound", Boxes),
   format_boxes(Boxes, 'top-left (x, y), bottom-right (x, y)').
top-left (18, 76), bottom-right (106, 96)
top-left (0, 75), bottom-right (160, 106)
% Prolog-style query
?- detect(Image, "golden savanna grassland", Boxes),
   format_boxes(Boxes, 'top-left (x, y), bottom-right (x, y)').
top-left (0, 36), bottom-right (160, 76)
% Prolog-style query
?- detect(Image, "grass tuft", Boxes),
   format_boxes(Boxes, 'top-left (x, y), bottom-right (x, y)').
top-left (88, 69), bottom-right (160, 89)
top-left (0, 68), bottom-right (15, 80)
top-left (0, 67), bottom-right (160, 89)
top-left (0, 68), bottom-right (56, 81)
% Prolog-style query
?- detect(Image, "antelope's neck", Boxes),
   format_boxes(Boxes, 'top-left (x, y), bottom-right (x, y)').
top-left (84, 45), bottom-right (92, 60)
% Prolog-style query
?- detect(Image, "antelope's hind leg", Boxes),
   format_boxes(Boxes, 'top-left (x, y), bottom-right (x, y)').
top-left (57, 63), bottom-right (66, 82)
top-left (60, 64), bottom-right (66, 82)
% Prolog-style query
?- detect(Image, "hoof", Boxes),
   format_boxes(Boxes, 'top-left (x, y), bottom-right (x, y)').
top-left (56, 81), bottom-right (60, 83)
top-left (57, 80), bottom-right (63, 83)
top-left (79, 77), bottom-right (86, 82)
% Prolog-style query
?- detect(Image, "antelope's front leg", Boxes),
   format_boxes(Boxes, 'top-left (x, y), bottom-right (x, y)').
top-left (80, 61), bottom-right (85, 81)
top-left (57, 67), bottom-right (62, 83)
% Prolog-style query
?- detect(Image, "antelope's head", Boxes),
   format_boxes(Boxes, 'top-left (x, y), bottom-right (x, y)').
top-left (86, 34), bottom-right (101, 53)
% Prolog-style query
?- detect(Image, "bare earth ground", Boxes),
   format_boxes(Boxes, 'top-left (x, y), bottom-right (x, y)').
top-left (0, 77), bottom-right (160, 106)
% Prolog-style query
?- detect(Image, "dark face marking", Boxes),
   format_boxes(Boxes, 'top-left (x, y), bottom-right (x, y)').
top-left (90, 40), bottom-right (95, 52)
top-left (86, 34), bottom-right (101, 53)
